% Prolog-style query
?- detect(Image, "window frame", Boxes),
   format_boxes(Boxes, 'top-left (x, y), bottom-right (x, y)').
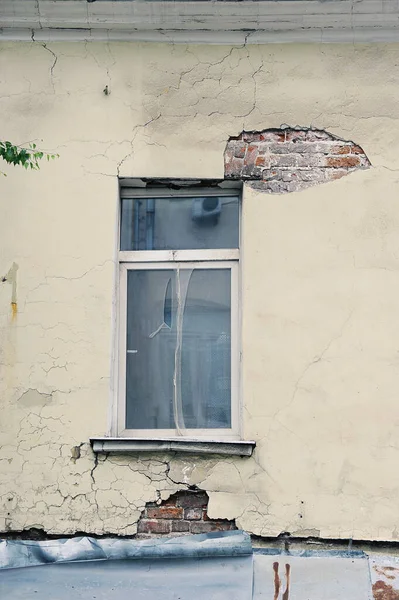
top-left (115, 186), bottom-right (241, 441)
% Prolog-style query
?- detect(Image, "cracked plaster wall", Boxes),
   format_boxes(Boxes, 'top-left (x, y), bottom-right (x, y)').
top-left (1, 41), bottom-right (399, 540)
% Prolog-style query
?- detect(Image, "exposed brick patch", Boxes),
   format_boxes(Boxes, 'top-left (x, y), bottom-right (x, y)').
top-left (137, 491), bottom-right (236, 538)
top-left (224, 127), bottom-right (371, 193)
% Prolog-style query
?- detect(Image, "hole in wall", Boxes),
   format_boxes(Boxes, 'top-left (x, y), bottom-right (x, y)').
top-left (224, 127), bottom-right (371, 193)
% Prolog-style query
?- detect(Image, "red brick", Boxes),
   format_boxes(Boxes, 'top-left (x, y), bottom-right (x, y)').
top-left (350, 144), bottom-right (364, 154)
top-left (184, 508), bottom-right (202, 520)
top-left (172, 520), bottom-right (190, 533)
top-left (176, 492), bottom-right (208, 509)
top-left (331, 144), bottom-right (353, 155)
top-left (255, 156), bottom-right (267, 167)
top-left (190, 521), bottom-right (234, 534)
top-left (326, 155), bottom-right (361, 168)
top-left (146, 506), bottom-right (183, 519)
top-left (241, 143), bottom-right (263, 178)
top-left (137, 519), bottom-right (171, 534)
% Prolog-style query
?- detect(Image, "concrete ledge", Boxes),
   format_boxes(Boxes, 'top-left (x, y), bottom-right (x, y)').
top-left (90, 437), bottom-right (256, 457)
top-left (2, 0), bottom-right (399, 44)
top-left (4, 27), bottom-right (399, 44)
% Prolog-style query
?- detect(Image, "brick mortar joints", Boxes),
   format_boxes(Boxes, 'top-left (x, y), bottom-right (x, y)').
top-left (136, 490), bottom-right (237, 537)
top-left (224, 126), bottom-right (371, 194)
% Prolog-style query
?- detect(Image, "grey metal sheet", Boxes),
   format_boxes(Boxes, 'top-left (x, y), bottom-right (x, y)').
top-left (253, 553), bottom-right (373, 600)
top-left (0, 532), bottom-right (254, 600)
top-left (0, 555), bottom-right (253, 600)
top-left (0, 533), bottom-right (377, 599)
top-left (0, 530), bottom-right (252, 569)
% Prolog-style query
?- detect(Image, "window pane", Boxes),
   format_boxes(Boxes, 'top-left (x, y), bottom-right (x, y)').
top-left (126, 270), bottom-right (175, 430)
top-left (125, 268), bottom-right (231, 430)
top-left (181, 269), bottom-right (231, 429)
top-left (120, 196), bottom-right (239, 251)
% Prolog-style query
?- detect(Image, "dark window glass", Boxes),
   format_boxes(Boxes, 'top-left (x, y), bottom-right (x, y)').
top-left (120, 196), bottom-right (239, 251)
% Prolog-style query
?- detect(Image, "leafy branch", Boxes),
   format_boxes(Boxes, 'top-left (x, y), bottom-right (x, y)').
top-left (0, 141), bottom-right (58, 173)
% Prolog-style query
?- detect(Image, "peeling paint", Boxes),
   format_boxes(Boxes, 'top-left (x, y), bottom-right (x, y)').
top-left (1, 40), bottom-right (399, 540)
top-left (18, 389), bottom-right (53, 408)
top-left (70, 445), bottom-right (82, 463)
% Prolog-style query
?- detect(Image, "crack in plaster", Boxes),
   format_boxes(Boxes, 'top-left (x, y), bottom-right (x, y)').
top-left (31, 35), bottom-right (58, 91)
top-left (2, 438), bottom-right (265, 536)
top-left (117, 114), bottom-right (162, 176)
top-left (2, 41), bottom-right (398, 542)
top-left (268, 308), bottom-right (356, 438)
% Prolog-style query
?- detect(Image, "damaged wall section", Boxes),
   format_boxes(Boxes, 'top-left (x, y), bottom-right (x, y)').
top-left (224, 128), bottom-right (371, 193)
top-left (137, 491), bottom-right (237, 537)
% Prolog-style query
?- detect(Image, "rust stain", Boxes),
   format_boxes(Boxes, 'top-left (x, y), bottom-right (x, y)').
top-left (2, 262), bottom-right (18, 320)
top-left (273, 562), bottom-right (280, 600)
top-left (373, 580), bottom-right (399, 600)
top-left (374, 566), bottom-right (399, 581)
top-left (11, 301), bottom-right (17, 320)
top-left (282, 564), bottom-right (291, 600)
top-left (272, 561), bottom-right (290, 600)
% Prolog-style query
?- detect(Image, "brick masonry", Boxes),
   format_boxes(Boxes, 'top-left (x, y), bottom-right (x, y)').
top-left (224, 127), bottom-right (371, 193)
top-left (137, 490), bottom-right (236, 537)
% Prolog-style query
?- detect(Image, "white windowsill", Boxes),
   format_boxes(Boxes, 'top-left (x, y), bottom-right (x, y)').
top-left (90, 437), bottom-right (256, 457)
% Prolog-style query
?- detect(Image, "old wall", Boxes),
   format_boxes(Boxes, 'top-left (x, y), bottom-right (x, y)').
top-left (1, 41), bottom-right (399, 540)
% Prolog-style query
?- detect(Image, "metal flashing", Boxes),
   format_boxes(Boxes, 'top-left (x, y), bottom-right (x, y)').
top-left (90, 437), bottom-right (256, 456)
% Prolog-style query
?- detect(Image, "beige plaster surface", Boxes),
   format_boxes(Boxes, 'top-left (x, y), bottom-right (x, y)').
top-left (1, 41), bottom-right (399, 540)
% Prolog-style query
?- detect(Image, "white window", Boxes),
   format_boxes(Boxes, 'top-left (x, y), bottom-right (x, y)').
top-left (117, 185), bottom-right (240, 439)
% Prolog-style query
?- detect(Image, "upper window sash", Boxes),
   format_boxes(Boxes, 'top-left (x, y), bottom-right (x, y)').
top-left (119, 189), bottom-right (240, 254)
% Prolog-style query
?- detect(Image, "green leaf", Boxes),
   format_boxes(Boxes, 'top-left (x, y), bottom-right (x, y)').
top-left (0, 140), bottom-right (59, 170)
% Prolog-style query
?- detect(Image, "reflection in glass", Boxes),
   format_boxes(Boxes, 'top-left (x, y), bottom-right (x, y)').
top-left (125, 269), bottom-right (231, 430)
top-left (120, 196), bottom-right (239, 251)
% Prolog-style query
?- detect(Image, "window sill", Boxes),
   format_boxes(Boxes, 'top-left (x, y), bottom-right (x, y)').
top-left (90, 437), bottom-right (256, 457)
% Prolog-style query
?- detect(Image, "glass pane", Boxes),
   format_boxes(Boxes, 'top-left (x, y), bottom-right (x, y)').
top-left (125, 268), bottom-right (231, 430)
top-left (181, 269), bottom-right (231, 429)
top-left (120, 196), bottom-right (239, 251)
top-left (126, 270), bottom-right (175, 430)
